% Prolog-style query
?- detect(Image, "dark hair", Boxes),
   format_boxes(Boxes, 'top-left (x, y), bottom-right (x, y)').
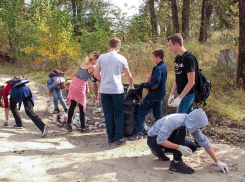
top-left (167, 33), bottom-right (183, 46)
top-left (109, 37), bottom-right (121, 48)
top-left (152, 49), bottom-right (164, 60)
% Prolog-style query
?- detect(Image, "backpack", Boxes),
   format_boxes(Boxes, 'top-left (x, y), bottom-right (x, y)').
top-left (48, 70), bottom-right (64, 77)
top-left (181, 52), bottom-right (212, 107)
top-left (6, 77), bottom-right (22, 86)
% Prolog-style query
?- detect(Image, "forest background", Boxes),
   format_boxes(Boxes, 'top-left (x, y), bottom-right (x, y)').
top-left (0, 0), bottom-right (245, 147)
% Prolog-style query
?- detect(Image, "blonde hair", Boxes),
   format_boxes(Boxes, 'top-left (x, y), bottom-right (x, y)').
top-left (64, 79), bottom-right (72, 90)
top-left (83, 51), bottom-right (100, 65)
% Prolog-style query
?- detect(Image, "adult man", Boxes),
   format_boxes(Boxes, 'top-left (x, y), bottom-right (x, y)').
top-left (94, 37), bottom-right (134, 145)
top-left (10, 81), bottom-right (48, 137)
top-left (147, 108), bottom-right (228, 174)
top-left (129, 49), bottom-right (167, 141)
top-left (168, 33), bottom-right (196, 114)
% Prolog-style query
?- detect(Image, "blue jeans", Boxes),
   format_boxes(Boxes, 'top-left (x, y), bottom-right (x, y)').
top-left (47, 83), bottom-right (67, 111)
top-left (176, 93), bottom-right (195, 114)
top-left (101, 93), bottom-right (124, 141)
top-left (135, 98), bottom-right (163, 135)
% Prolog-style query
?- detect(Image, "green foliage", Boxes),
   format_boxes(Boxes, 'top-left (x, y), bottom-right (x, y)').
top-left (23, 0), bottom-right (80, 69)
top-left (0, 0), bottom-right (33, 59)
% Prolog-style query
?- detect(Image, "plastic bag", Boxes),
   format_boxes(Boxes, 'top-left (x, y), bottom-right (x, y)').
top-left (123, 84), bottom-right (143, 136)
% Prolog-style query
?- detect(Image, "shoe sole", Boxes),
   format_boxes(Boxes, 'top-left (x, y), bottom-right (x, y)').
top-left (13, 126), bottom-right (23, 129)
top-left (128, 137), bottom-right (143, 141)
top-left (170, 166), bottom-right (195, 174)
top-left (42, 125), bottom-right (49, 137)
top-left (108, 138), bottom-right (116, 144)
top-left (116, 139), bottom-right (126, 145)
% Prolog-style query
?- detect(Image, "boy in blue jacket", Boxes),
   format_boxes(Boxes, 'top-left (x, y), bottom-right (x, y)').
top-left (10, 82), bottom-right (48, 137)
top-left (129, 49), bottom-right (167, 141)
top-left (147, 108), bottom-right (228, 174)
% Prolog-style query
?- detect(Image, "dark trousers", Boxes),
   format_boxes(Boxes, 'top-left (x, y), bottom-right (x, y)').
top-left (67, 100), bottom-right (85, 129)
top-left (135, 98), bottom-right (163, 135)
top-left (10, 96), bottom-right (45, 131)
top-left (101, 93), bottom-right (124, 141)
top-left (147, 126), bottom-right (197, 161)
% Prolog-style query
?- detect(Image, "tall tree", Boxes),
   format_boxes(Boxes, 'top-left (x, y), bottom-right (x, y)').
top-left (182, 0), bottom-right (190, 39)
top-left (236, 0), bottom-right (245, 89)
top-left (199, 0), bottom-right (212, 43)
top-left (149, 0), bottom-right (158, 43)
top-left (169, 0), bottom-right (179, 33)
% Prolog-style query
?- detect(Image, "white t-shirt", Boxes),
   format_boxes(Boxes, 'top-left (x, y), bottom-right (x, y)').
top-left (96, 51), bottom-right (129, 94)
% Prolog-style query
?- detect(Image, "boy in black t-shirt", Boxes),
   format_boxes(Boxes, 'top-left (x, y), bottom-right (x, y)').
top-left (167, 33), bottom-right (196, 114)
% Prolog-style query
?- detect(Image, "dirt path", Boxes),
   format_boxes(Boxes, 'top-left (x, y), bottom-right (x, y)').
top-left (0, 74), bottom-right (244, 182)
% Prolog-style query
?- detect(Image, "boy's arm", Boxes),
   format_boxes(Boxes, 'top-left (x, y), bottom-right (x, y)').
top-left (170, 78), bottom-right (177, 95)
top-left (123, 68), bottom-right (133, 86)
top-left (144, 68), bottom-right (165, 90)
top-left (205, 146), bottom-right (229, 174)
top-left (178, 71), bottom-right (195, 99)
top-left (48, 81), bottom-right (60, 90)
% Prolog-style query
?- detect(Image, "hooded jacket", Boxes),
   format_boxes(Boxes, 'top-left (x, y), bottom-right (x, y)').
top-left (147, 108), bottom-right (211, 149)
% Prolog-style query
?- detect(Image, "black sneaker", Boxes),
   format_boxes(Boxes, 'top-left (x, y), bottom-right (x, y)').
top-left (170, 160), bottom-right (195, 174)
top-left (53, 109), bottom-right (60, 114)
top-left (128, 133), bottom-right (143, 141)
top-left (41, 125), bottom-right (48, 137)
top-left (116, 138), bottom-right (126, 145)
top-left (108, 138), bottom-right (116, 144)
top-left (64, 124), bottom-right (72, 132)
top-left (150, 149), bottom-right (170, 161)
top-left (81, 128), bottom-right (88, 133)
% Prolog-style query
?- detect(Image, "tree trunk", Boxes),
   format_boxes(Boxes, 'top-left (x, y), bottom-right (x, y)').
top-left (236, 0), bottom-right (245, 89)
top-left (149, 0), bottom-right (158, 43)
top-left (182, 0), bottom-right (190, 39)
top-left (169, 0), bottom-right (179, 33)
top-left (218, 49), bottom-right (235, 68)
top-left (199, 0), bottom-right (212, 43)
top-left (216, 9), bottom-right (235, 30)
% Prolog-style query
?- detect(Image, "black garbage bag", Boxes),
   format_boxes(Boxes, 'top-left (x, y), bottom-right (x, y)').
top-left (123, 84), bottom-right (143, 136)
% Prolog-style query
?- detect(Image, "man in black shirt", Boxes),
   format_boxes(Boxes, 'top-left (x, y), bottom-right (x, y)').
top-left (167, 33), bottom-right (196, 114)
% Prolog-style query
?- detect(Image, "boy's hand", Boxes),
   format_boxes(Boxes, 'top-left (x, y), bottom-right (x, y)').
top-left (168, 94), bottom-right (174, 106)
top-left (127, 85), bottom-right (135, 93)
top-left (178, 145), bottom-right (192, 157)
top-left (169, 97), bottom-right (182, 107)
top-left (216, 161), bottom-right (229, 174)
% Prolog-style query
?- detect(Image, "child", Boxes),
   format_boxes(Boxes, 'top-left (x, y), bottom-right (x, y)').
top-left (64, 51), bottom-right (100, 133)
top-left (129, 49), bottom-right (167, 141)
top-left (147, 109), bottom-right (228, 174)
top-left (47, 74), bottom-right (68, 113)
top-left (10, 80), bottom-right (48, 137)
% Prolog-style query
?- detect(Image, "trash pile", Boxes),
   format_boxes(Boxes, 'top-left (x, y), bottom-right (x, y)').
top-left (53, 112), bottom-right (68, 123)
top-left (69, 106), bottom-right (105, 132)
top-left (45, 97), bottom-right (54, 114)
top-left (52, 105), bottom-right (106, 132)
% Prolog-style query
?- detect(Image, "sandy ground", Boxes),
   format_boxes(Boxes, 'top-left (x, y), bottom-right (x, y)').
top-left (0, 74), bottom-right (245, 182)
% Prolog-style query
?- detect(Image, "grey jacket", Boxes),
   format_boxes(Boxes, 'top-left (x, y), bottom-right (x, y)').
top-left (47, 76), bottom-right (66, 90)
top-left (147, 108), bottom-right (211, 149)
